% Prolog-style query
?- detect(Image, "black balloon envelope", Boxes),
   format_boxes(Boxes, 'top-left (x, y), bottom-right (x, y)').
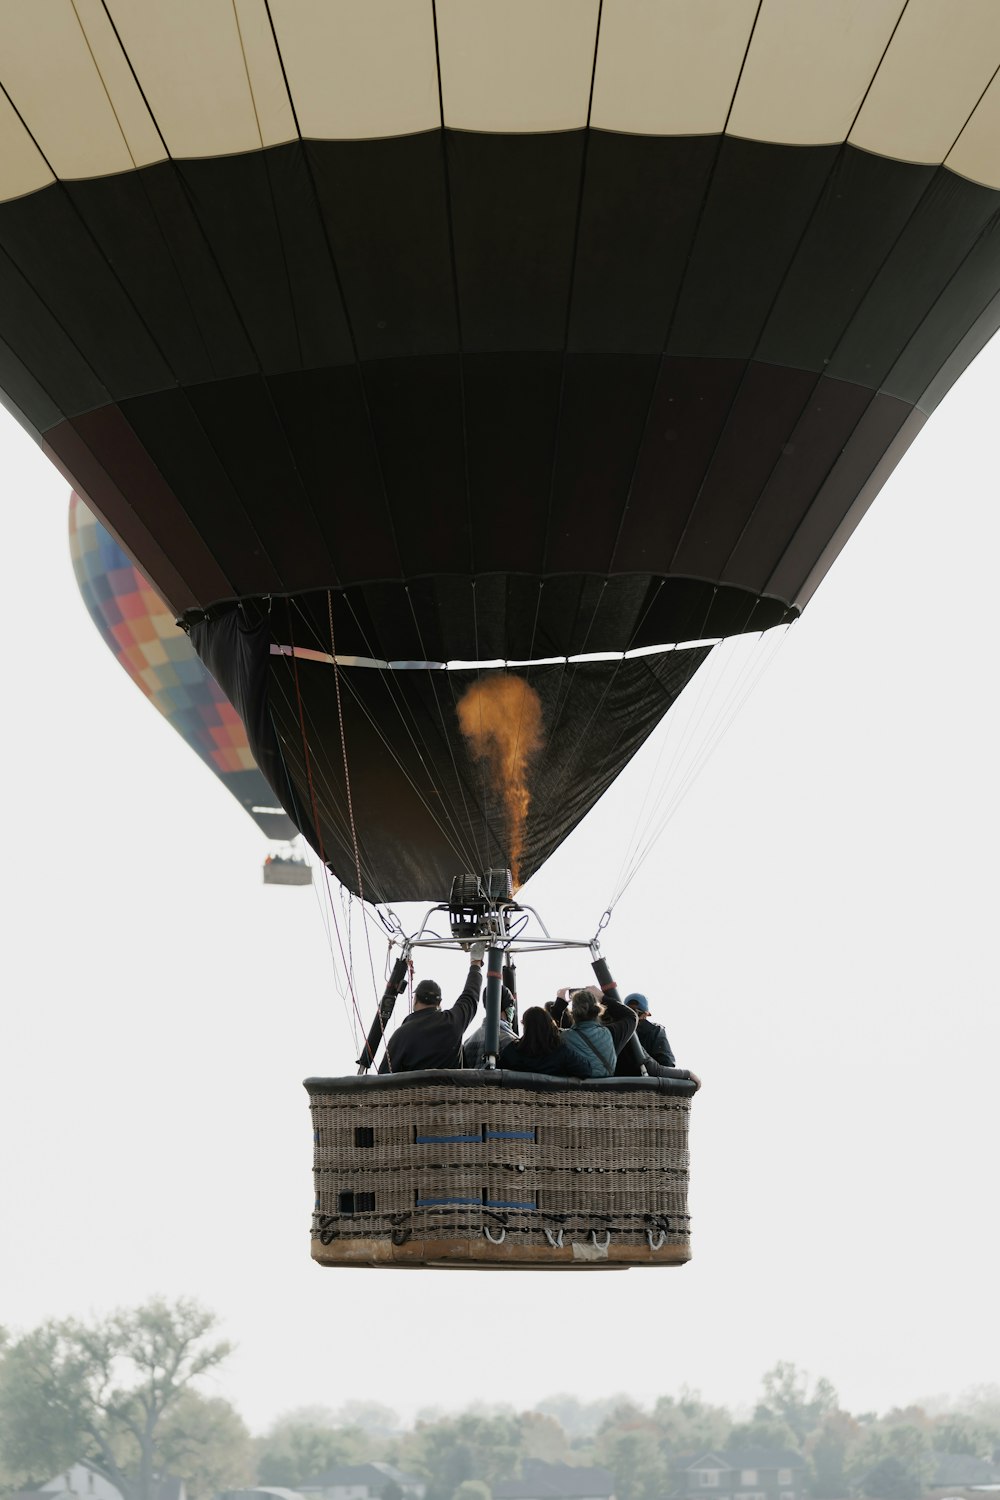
top-left (4, 2), bottom-right (1000, 900)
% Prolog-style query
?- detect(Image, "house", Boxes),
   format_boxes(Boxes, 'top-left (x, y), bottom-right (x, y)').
top-left (494, 1461), bottom-right (615, 1500)
top-left (220, 1490), bottom-right (301, 1500)
top-left (296, 1465), bottom-right (425, 1500)
top-left (928, 1453), bottom-right (1000, 1495)
top-left (14, 1463), bottom-right (186, 1500)
top-left (676, 1449), bottom-right (806, 1500)
top-left (27, 1465), bottom-right (123, 1500)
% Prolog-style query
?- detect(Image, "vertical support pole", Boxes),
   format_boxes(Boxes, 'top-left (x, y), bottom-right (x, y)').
top-left (591, 952), bottom-right (646, 1075)
top-left (483, 945), bottom-right (504, 1066)
top-left (357, 955), bottom-right (409, 1072)
top-left (502, 960), bottom-right (518, 1034)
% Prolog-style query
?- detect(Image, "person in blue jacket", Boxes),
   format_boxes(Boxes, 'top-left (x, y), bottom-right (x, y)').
top-left (559, 986), bottom-right (637, 1077)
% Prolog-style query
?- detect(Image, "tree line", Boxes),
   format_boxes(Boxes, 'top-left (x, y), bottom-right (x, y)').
top-left (1, 1302), bottom-right (998, 1500)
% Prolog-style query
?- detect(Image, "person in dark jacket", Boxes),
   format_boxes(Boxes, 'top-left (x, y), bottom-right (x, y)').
top-left (379, 945), bottom-right (484, 1072)
top-left (613, 990), bottom-right (698, 1083)
top-left (623, 992), bottom-right (675, 1066)
top-left (464, 993), bottom-right (518, 1068)
top-left (499, 1006), bottom-right (590, 1078)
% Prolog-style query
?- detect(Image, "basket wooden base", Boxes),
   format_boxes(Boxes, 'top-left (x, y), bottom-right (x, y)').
top-left (311, 1234), bottom-right (690, 1270)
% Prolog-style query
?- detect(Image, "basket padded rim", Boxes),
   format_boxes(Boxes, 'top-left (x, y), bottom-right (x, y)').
top-left (305, 1068), bottom-right (697, 1098)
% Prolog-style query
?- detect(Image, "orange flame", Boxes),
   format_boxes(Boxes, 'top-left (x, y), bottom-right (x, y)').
top-left (456, 673), bottom-right (544, 889)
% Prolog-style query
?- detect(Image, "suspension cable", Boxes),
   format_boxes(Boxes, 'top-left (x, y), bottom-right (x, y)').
top-left (326, 592), bottom-right (380, 1005)
top-left (287, 610), bottom-right (369, 1045)
top-left (608, 622), bottom-right (793, 913)
top-left (289, 594), bottom-right (483, 875)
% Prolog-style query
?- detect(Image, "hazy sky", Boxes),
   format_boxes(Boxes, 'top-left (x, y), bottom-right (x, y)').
top-left (1, 334), bottom-right (997, 1433)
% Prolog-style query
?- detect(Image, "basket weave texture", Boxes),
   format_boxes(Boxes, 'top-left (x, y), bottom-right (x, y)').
top-left (307, 1071), bottom-right (692, 1268)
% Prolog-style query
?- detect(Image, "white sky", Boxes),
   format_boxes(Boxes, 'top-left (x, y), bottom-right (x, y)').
top-left (1, 337), bottom-right (998, 1433)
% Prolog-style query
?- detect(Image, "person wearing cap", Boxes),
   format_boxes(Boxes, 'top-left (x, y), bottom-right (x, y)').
top-left (379, 943), bottom-right (485, 1073)
top-left (622, 992), bottom-right (675, 1068)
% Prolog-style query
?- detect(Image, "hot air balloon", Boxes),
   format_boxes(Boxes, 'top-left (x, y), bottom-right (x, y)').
top-left (69, 492), bottom-right (308, 880)
top-left (2, 2), bottom-right (999, 1267)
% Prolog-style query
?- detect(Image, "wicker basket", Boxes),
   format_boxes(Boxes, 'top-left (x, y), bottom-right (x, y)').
top-left (305, 1069), bottom-right (696, 1269)
top-left (262, 859), bottom-right (311, 886)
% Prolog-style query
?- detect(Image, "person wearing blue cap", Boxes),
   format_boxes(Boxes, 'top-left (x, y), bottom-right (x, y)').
top-left (621, 993), bottom-right (675, 1070)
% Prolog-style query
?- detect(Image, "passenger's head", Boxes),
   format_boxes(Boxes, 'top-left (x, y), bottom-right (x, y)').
top-left (625, 992), bottom-right (650, 1016)
top-left (502, 998), bottom-right (516, 1028)
top-left (520, 1006), bottom-right (562, 1053)
top-left (414, 978), bottom-right (442, 1009)
top-left (570, 986), bottom-right (603, 1024)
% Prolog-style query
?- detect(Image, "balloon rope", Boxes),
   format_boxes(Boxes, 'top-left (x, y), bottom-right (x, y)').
top-left (402, 586), bottom-right (484, 874)
top-left (326, 591), bottom-right (380, 1005)
top-left (471, 581), bottom-right (491, 863)
top-left (279, 601), bottom-right (480, 872)
top-left (308, 852), bottom-right (361, 1054)
top-left (288, 611), bottom-right (367, 1042)
top-left (609, 624), bottom-right (793, 912)
top-left (275, 649), bottom-right (476, 875)
top-left (291, 593), bottom-right (483, 873)
top-left (327, 591), bottom-right (365, 903)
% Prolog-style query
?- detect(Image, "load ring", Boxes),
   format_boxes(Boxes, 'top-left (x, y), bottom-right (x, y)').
top-left (544, 1228), bottom-right (564, 1248)
top-left (484, 1224), bottom-right (506, 1244)
top-left (590, 1230), bottom-right (611, 1249)
top-left (647, 1229), bottom-right (666, 1250)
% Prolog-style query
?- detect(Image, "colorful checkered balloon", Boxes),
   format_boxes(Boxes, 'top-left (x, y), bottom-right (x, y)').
top-left (69, 493), bottom-right (297, 843)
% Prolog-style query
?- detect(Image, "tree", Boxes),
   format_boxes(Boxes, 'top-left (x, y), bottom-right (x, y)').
top-left (0, 1299), bottom-right (232, 1500)
top-left (453, 1482), bottom-right (491, 1500)
top-left (596, 1428), bottom-right (668, 1500)
top-left (400, 1412), bottom-right (523, 1500)
top-left (805, 1410), bottom-right (861, 1499)
top-left (929, 1417), bottom-right (995, 1459)
top-left (332, 1402), bottom-right (400, 1435)
top-left (532, 1397), bottom-right (633, 1442)
top-left (755, 1365), bottom-right (838, 1448)
top-left (861, 1458), bottom-right (917, 1500)
top-left (156, 1391), bottom-right (253, 1500)
top-left (0, 1322), bottom-right (85, 1484)
top-left (725, 1420), bottom-right (797, 1453)
top-left (652, 1391), bottom-right (732, 1458)
top-left (255, 1413), bottom-right (367, 1487)
top-left (849, 1423), bottom-right (931, 1500)
top-left (519, 1414), bottom-right (568, 1465)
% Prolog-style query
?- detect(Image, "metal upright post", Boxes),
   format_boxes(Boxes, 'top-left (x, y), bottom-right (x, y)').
top-left (502, 960), bottom-right (518, 1034)
top-left (591, 951), bottom-right (647, 1075)
top-left (356, 954), bottom-right (409, 1072)
top-left (483, 945), bottom-right (504, 1065)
